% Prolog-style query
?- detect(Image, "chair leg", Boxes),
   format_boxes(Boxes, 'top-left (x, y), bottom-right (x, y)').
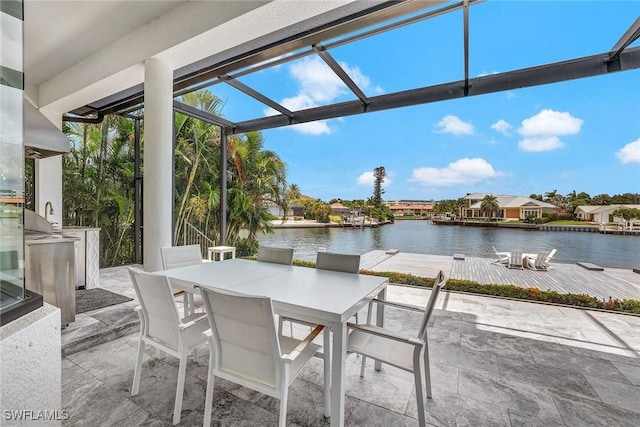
top-left (413, 359), bottom-right (426, 427)
top-left (203, 353), bottom-right (215, 427)
top-left (323, 327), bottom-right (331, 418)
top-left (131, 339), bottom-right (145, 396)
top-left (182, 293), bottom-right (189, 318)
top-left (278, 385), bottom-right (289, 427)
top-left (423, 342), bottom-right (432, 399)
top-left (173, 351), bottom-right (188, 425)
top-left (360, 355), bottom-right (367, 378)
top-left (188, 293), bottom-right (196, 315)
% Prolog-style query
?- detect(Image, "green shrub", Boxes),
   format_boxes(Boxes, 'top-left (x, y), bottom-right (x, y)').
top-left (280, 261), bottom-right (640, 315)
top-left (234, 238), bottom-right (258, 257)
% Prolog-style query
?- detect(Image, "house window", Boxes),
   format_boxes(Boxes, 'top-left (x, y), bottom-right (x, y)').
top-left (523, 209), bottom-right (539, 218)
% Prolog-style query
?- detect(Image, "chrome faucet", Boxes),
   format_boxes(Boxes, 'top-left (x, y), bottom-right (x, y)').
top-left (44, 201), bottom-right (55, 222)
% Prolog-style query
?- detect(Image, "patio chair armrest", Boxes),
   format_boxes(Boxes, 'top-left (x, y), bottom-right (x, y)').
top-left (369, 298), bottom-right (424, 312)
top-left (178, 314), bottom-right (207, 330)
top-left (282, 324), bottom-right (324, 363)
top-left (347, 322), bottom-right (423, 347)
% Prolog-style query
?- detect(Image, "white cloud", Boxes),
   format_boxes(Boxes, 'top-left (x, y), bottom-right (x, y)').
top-left (616, 138), bottom-right (640, 164)
top-left (357, 172), bottom-right (375, 186)
top-left (518, 136), bottom-right (564, 152)
top-left (291, 121), bottom-right (332, 135)
top-left (518, 109), bottom-right (583, 137)
top-left (506, 91), bottom-right (517, 100)
top-left (264, 94), bottom-right (331, 134)
top-left (516, 109), bottom-right (583, 152)
top-left (435, 115), bottom-right (474, 135)
top-left (270, 57), bottom-right (375, 135)
top-left (410, 158), bottom-right (498, 186)
top-left (357, 171), bottom-right (393, 187)
top-left (491, 119), bottom-right (512, 136)
top-left (289, 57), bottom-right (371, 103)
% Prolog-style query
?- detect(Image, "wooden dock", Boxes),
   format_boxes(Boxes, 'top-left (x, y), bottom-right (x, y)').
top-left (360, 250), bottom-right (640, 301)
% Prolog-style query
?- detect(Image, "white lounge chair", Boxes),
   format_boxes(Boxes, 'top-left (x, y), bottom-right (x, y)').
top-left (492, 246), bottom-right (510, 265)
top-left (507, 251), bottom-right (524, 269)
top-left (545, 248), bottom-right (557, 266)
top-left (527, 250), bottom-right (550, 270)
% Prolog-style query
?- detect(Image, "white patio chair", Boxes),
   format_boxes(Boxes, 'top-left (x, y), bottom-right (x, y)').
top-left (545, 248), bottom-right (557, 266)
top-left (128, 268), bottom-right (209, 425)
top-left (316, 251), bottom-right (362, 320)
top-left (527, 250), bottom-right (550, 270)
top-left (200, 287), bottom-right (328, 427)
top-left (491, 245), bottom-right (510, 265)
top-left (257, 245), bottom-right (294, 265)
top-left (279, 251), bottom-right (361, 335)
top-left (315, 251), bottom-right (361, 274)
top-left (347, 270), bottom-right (447, 427)
top-left (160, 244), bottom-right (204, 316)
top-left (507, 250), bottom-right (524, 269)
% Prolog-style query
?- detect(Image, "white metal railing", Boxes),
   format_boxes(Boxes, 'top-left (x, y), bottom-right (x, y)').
top-left (182, 220), bottom-right (216, 259)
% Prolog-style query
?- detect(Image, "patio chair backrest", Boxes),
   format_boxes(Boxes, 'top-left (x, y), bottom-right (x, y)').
top-left (257, 246), bottom-right (294, 265)
top-left (160, 244), bottom-right (202, 270)
top-left (200, 287), bottom-right (283, 391)
top-left (128, 269), bottom-right (182, 348)
top-left (417, 270), bottom-right (447, 341)
top-left (546, 248), bottom-right (557, 263)
top-left (316, 252), bottom-right (360, 273)
top-left (534, 251), bottom-right (550, 269)
top-left (509, 251), bottom-right (523, 268)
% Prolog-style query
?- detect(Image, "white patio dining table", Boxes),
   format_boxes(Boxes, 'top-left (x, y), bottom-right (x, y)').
top-left (154, 258), bottom-right (389, 427)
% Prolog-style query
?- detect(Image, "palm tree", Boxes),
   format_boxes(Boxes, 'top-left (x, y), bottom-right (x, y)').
top-left (173, 90), bottom-right (223, 242)
top-left (480, 194), bottom-right (500, 220)
top-left (225, 131), bottom-right (287, 246)
top-left (287, 183), bottom-right (301, 201)
top-left (63, 115), bottom-right (137, 266)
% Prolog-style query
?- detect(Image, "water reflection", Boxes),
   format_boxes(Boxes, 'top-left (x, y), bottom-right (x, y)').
top-left (258, 221), bottom-right (640, 269)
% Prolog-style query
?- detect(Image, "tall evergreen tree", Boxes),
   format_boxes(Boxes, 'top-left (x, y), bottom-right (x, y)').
top-left (372, 166), bottom-right (386, 208)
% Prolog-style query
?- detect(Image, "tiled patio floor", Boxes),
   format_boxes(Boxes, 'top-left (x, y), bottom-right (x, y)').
top-left (61, 264), bottom-right (640, 426)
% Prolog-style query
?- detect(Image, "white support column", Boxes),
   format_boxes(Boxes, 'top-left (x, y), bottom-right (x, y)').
top-left (143, 57), bottom-right (173, 272)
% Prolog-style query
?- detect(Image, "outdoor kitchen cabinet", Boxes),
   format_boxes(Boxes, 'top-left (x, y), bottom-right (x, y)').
top-left (25, 237), bottom-right (78, 326)
top-left (56, 227), bottom-right (100, 289)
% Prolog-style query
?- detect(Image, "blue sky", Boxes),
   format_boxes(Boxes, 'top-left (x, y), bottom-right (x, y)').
top-left (210, 1), bottom-right (640, 201)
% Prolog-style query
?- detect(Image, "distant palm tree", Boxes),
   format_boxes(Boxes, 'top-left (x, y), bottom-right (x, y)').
top-left (480, 194), bottom-right (500, 220)
top-left (287, 183), bottom-right (301, 201)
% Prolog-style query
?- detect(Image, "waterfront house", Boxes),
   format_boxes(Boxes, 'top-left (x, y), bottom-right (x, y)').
top-left (575, 204), bottom-right (640, 224)
top-left (461, 193), bottom-right (557, 221)
top-left (388, 204), bottom-right (433, 217)
top-left (266, 202), bottom-right (304, 220)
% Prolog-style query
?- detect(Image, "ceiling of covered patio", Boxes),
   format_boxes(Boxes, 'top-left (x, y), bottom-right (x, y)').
top-left (24, 0), bottom-right (640, 130)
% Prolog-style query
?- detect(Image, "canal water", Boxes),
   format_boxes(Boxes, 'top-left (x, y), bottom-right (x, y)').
top-left (257, 220), bottom-right (640, 269)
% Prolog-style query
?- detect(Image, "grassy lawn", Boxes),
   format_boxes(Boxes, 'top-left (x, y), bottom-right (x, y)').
top-left (545, 220), bottom-right (599, 226)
